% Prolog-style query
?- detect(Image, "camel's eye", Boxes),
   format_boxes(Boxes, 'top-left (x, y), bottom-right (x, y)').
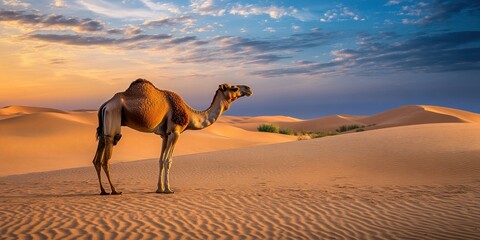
top-left (231, 87), bottom-right (239, 92)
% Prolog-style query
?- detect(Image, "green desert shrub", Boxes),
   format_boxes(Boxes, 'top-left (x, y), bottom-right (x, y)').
top-left (257, 124), bottom-right (279, 133)
top-left (279, 128), bottom-right (295, 135)
top-left (310, 131), bottom-right (339, 138)
top-left (336, 124), bottom-right (363, 133)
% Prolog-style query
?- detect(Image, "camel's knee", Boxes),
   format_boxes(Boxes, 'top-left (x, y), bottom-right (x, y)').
top-left (92, 158), bottom-right (100, 166)
top-left (163, 158), bottom-right (173, 169)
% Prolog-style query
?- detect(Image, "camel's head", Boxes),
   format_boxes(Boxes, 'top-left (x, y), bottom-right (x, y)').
top-left (218, 84), bottom-right (253, 104)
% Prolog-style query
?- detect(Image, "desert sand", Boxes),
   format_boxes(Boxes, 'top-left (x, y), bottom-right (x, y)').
top-left (1, 105), bottom-right (479, 239)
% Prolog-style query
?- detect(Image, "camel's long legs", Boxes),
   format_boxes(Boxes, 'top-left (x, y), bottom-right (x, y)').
top-left (92, 138), bottom-right (108, 195)
top-left (163, 131), bottom-right (179, 194)
top-left (156, 137), bottom-right (168, 193)
top-left (102, 136), bottom-right (122, 195)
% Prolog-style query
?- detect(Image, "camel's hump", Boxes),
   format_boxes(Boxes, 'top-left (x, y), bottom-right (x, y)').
top-left (126, 78), bottom-right (156, 90)
top-left (123, 78), bottom-right (189, 127)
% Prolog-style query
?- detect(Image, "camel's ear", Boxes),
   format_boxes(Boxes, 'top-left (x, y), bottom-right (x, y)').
top-left (219, 83), bottom-right (230, 91)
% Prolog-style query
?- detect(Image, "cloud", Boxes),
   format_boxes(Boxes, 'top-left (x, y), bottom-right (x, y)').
top-left (229, 3), bottom-right (298, 19)
top-left (0, 8), bottom-right (105, 32)
top-left (196, 24), bottom-right (214, 32)
top-left (190, 0), bottom-right (226, 16)
top-left (139, 0), bottom-right (180, 14)
top-left (3, 0), bottom-right (29, 8)
top-left (248, 54), bottom-right (290, 64)
top-left (52, 0), bottom-right (66, 8)
top-left (397, 0), bottom-right (480, 25)
top-left (143, 16), bottom-right (195, 28)
top-left (252, 31), bottom-right (480, 77)
top-left (25, 32), bottom-right (174, 47)
top-left (106, 25), bottom-right (143, 35)
top-left (319, 5), bottom-right (365, 22)
top-left (263, 27), bottom-right (275, 33)
top-left (24, 30), bottom-right (206, 51)
top-left (385, 0), bottom-right (402, 6)
top-left (168, 36), bottom-right (196, 44)
top-left (78, 0), bottom-right (159, 19)
top-left (172, 30), bottom-right (334, 65)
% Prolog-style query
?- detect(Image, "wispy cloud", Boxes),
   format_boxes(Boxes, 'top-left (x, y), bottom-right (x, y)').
top-left (106, 25), bottom-right (143, 36)
top-left (0, 8), bottom-right (105, 32)
top-left (78, 0), bottom-right (160, 19)
top-left (139, 0), bottom-right (180, 14)
top-left (25, 32), bottom-right (173, 47)
top-left (190, 0), bottom-right (225, 16)
top-left (253, 31), bottom-right (480, 77)
top-left (263, 27), bottom-right (275, 33)
top-left (319, 5), bottom-right (365, 22)
top-left (395, 0), bottom-right (480, 25)
top-left (143, 16), bottom-right (195, 28)
top-left (196, 24), bottom-right (214, 32)
top-left (3, 0), bottom-right (29, 8)
top-left (172, 30), bottom-right (334, 65)
top-left (229, 3), bottom-right (298, 19)
top-left (385, 0), bottom-right (402, 6)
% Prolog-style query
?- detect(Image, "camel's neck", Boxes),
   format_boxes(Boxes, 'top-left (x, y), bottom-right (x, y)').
top-left (186, 90), bottom-right (230, 130)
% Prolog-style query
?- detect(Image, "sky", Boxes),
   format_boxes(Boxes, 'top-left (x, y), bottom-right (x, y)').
top-left (0, 0), bottom-right (479, 118)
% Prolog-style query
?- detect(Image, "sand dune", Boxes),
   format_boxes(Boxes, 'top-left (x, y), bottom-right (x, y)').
top-left (1, 105), bottom-right (479, 239)
top-left (358, 105), bottom-right (477, 129)
top-left (421, 105), bottom-right (480, 123)
top-left (1, 123), bottom-right (479, 239)
top-left (0, 106), bottom-right (296, 176)
top-left (1, 104), bottom-right (479, 176)
top-left (230, 105), bottom-right (480, 132)
top-left (0, 105), bottom-right (66, 115)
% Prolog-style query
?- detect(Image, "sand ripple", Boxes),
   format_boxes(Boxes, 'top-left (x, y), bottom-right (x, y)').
top-left (1, 184), bottom-right (479, 239)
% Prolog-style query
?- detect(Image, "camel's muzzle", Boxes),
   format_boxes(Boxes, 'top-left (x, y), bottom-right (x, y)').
top-left (241, 86), bottom-right (253, 97)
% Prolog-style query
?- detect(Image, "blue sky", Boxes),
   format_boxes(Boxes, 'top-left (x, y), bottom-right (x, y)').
top-left (0, 0), bottom-right (479, 118)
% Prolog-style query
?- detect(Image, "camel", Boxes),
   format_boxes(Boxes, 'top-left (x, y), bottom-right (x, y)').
top-left (92, 79), bottom-right (253, 195)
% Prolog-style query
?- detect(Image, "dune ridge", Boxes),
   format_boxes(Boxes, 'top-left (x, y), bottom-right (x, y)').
top-left (0, 105), bottom-right (66, 116)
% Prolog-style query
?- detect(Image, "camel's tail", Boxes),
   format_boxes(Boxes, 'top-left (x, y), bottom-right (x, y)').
top-left (96, 102), bottom-right (107, 141)
top-left (96, 101), bottom-right (122, 146)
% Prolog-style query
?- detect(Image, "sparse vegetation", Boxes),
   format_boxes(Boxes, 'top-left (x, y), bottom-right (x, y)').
top-left (257, 124), bottom-right (279, 133)
top-left (258, 122), bottom-right (377, 140)
top-left (336, 124), bottom-right (364, 133)
top-left (310, 131), bottom-right (339, 138)
top-left (297, 131), bottom-right (338, 140)
top-left (258, 124), bottom-right (295, 135)
top-left (279, 128), bottom-right (295, 135)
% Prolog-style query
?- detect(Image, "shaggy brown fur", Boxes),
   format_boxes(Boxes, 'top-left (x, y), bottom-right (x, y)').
top-left (164, 91), bottom-right (189, 126)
